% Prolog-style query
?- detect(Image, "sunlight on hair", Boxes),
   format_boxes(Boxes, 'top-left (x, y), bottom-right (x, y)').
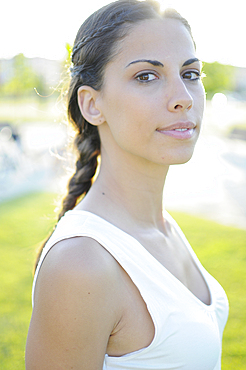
top-left (158, 0), bottom-right (185, 13)
top-left (158, 0), bottom-right (167, 11)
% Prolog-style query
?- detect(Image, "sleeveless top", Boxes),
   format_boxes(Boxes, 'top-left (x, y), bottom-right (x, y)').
top-left (32, 210), bottom-right (229, 370)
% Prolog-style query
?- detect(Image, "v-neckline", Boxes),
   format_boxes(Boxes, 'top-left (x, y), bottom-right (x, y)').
top-left (69, 209), bottom-right (213, 309)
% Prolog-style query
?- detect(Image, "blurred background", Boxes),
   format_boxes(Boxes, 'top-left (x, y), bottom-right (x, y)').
top-left (0, 1), bottom-right (246, 369)
top-left (1, 0), bottom-right (246, 229)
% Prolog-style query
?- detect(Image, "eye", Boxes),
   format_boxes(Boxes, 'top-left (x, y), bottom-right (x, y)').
top-left (182, 71), bottom-right (201, 81)
top-left (135, 72), bottom-right (158, 82)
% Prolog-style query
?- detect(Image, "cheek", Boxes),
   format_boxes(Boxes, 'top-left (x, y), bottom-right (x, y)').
top-left (103, 87), bottom-right (154, 132)
top-left (198, 83), bottom-right (206, 105)
top-left (100, 91), bottom-right (156, 156)
top-left (193, 84), bottom-right (206, 116)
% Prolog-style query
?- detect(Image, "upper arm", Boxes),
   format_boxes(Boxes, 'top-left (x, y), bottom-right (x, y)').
top-left (26, 237), bottom-right (121, 370)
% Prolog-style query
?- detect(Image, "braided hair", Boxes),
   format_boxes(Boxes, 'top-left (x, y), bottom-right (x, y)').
top-left (35, 0), bottom-right (194, 268)
top-left (60, 0), bottom-right (194, 218)
top-left (60, 0), bottom-right (161, 219)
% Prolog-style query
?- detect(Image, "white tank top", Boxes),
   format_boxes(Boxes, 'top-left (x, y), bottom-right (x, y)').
top-left (33, 210), bottom-right (229, 370)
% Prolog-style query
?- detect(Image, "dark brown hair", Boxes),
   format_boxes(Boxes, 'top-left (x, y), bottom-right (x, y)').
top-left (61, 0), bottom-right (193, 218)
top-left (36, 0), bottom-right (194, 268)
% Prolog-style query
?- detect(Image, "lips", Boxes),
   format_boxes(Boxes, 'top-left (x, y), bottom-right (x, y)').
top-left (156, 122), bottom-right (196, 139)
top-left (157, 122), bottom-right (196, 131)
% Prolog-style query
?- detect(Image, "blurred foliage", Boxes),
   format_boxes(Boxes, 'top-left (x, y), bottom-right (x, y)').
top-left (60, 43), bottom-right (73, 95)
top-left (0, 52), bottom-right (240, 101)
top-left (0, 54), bottom-right (46, 98)
top-left (64, 43), bottom-right (72, 67)
top-left (202, 61), bottom-right (236, 99)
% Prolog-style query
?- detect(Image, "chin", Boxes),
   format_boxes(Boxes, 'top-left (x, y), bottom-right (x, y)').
top-left (173, 157), bottom-right (193, 165)
top-left (163, 148), bottom-right (196, 166)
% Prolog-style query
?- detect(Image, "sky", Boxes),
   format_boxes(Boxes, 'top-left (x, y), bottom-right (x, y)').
top-left (2, 0), bottom-right (246, 67)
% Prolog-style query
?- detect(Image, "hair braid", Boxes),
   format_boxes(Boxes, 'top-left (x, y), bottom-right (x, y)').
top-left (34, 124), bottom-right (100, 270)
top-left (72, 19), bottom-right (127, 62)
top-left (35, 0), bottom-right (195, 270)
top-left (58, 125), bottom-right (100, 219)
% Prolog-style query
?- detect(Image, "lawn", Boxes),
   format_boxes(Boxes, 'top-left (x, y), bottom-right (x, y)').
top-left (0, 97), bottom-right (63, 126)
top-left (0, 191), bottom-right (245, 369)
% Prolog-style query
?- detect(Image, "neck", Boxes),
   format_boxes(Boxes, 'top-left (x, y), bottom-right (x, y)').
top-left (89, 147), bottom-right (169, 230)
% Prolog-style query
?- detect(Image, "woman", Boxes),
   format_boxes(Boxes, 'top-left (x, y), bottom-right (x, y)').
top-left (26, 1), bottom-right (229, 369)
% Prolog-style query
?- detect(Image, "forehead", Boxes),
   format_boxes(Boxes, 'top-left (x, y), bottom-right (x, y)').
top-left (113, 18), bottom-right (195, 66)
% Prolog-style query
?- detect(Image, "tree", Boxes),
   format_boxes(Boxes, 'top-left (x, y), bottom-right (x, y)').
top-left (202, 62), bottom-right (236, 99)
top-left (0, 54), bottom-right (45, 97)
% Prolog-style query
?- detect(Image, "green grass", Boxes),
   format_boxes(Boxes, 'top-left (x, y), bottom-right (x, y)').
top-left (0, 192), bottom-right (245, 369)
top-left (170, 212), bottom-right (246, 368)
top-left (0, 97), bottom-right (63, 126)
top-left (0, 192), bottom-right (57, 369)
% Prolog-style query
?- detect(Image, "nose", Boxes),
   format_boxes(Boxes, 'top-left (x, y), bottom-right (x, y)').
top-left (167, 79), bottom-right (193, 112)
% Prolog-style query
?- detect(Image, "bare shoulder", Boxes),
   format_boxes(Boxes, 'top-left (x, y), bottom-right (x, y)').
top-left (38, 236), bottom-right (120, 284)
top-left (26, 237), bottom-right (122, 370)
top-left (33, 236), bottom-right (122, 312)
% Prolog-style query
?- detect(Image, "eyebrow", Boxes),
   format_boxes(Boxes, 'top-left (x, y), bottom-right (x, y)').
top-left (126, 59), bottom-right (164, 68)
top-left (126, 57), bottom-right (200, 68)
top-left (182, 58), bottom-right (200, 66)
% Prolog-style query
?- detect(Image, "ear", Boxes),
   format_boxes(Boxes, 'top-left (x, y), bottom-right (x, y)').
top-left (77, 86), bottom-right (105, 126)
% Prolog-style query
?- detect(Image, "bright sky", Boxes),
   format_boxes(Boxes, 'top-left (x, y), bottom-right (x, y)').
top-left (2, 0), bottom-right (246, 67)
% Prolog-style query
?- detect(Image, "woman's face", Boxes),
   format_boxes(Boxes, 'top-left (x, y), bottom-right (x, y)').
top-left (97, 18), bottom-right (205, 166)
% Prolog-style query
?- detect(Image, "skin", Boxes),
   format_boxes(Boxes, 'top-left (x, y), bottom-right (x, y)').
top-left (26, 18), bottom-right (207, 370)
